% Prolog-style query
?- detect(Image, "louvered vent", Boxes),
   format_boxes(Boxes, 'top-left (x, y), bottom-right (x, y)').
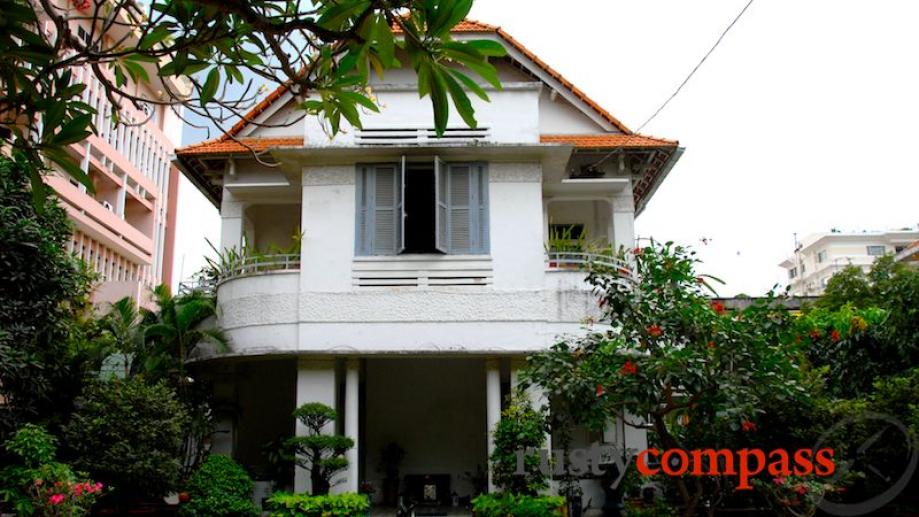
top-left (355, 127), bottom-right (489, 146)
top-left (352, 256), bottom-right (493, 288)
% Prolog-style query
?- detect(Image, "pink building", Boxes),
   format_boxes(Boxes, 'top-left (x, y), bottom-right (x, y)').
top-left (40, 14), bottom-right (186, 306)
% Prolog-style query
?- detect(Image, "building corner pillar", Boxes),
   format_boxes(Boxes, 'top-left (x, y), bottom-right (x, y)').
top-left (485, 358), bottom-right (501, 493)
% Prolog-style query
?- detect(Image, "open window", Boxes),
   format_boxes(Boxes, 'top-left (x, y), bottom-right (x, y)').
top-left (356, 158), bottom-right (488, 256)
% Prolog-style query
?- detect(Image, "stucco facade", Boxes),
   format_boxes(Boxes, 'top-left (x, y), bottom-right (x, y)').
top-left (177, 20), bottom-right (680, 511)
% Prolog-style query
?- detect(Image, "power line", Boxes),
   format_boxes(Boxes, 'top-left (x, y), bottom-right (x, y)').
top-left (636, 0), bottom-right (756, 133)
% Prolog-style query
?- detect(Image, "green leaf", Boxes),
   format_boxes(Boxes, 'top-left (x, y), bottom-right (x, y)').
top-left (441, 69), bottom-right (477, 128)
top-left (42, 147), bottom-right (93, 192)
top-left (448, 68), bottom-right (490, 101)
top-left (338, 91), bottom-right (379, 113)
top-left (200, 67), bottom-right (219, 105)
top-left (50, 114), bottom-right (93, 145)
top-left (466, 39), bottom-right (507, 57)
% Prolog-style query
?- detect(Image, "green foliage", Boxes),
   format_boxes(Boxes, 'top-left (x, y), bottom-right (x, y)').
top-left (2, 0), bottom-right (505, 207)
top-left (471, 493), bottom-right (565, 517)
top-left (623, 499), bottom-right (676, 517)
top-left (266, 492), bottom-right (370, 517)
top-left (490, 392), bottom-right (549, 495)
top-left (819, 265), bottom-right (874, 309)
top-left (0, 424), bottom-right (103, 516)
top-left (0, 156), bottom-right (100, 441)
top-left (798, 256), bottom-right (919, 397)
top-left (179, 455), bottom-right (258, 517)
top-left (64, 377), bottom-right (189, 502)
top-left (285, 402), bottom-right (354, 495)
top-left (523, 241), bottom-right (805, 514)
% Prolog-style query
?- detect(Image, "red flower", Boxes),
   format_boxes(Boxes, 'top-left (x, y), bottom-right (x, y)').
top-left (49, 494), bottom-right (65, 505)
top-left (711, 301), bottom-right (726, 315)
top-left (632, 247), bottom-right (643, 256)
top-left (696, 276), bottom-right (705, 284)
top-left (830, 329), bottom-right (841, 343)
top-left (647, 325), bottom-right (663, 337)
top-left (772, 477), bottom-right (786, 486)
top-left (621, 360), bottom-right (638, 376)
top-left (596, 384), bottom-right (605, 397)
top-left (741, 420), bottom-right (757, 432)
top-left (794, 484), bottom-right (808, 495)
top-left (707, 341), bottom-right (716, 349)
top-left (810, 329), bottom-right (822, 341)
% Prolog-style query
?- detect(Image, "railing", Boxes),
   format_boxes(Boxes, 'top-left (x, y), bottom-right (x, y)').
top-left (218, 254), bottom-right (301, 284)
top-left (545, 251), bottom-right (635, 280)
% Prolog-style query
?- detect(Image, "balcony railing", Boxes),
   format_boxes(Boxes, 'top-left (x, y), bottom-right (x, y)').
top-left (218, 253), bottom-right (301, 283)
top-left (545, 251), bottom-right (635, 280)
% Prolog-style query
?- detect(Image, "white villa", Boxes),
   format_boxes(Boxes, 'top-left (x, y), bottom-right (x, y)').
top-left (175, 20), bottom-right (682, 511)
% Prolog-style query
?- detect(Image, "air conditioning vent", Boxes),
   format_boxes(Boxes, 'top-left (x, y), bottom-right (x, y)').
top-left (355, 127), bottom-right (489, 146)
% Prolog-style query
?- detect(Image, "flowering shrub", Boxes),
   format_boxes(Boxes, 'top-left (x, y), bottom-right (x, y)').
top-left (524, 241), bottom-right (805, 515)
top-left (753, 475), bottom-right (840, 517)
top-left (0, 424), bottom-right (104, 516)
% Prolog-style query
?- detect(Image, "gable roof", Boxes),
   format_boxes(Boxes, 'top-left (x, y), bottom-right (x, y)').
top-left (221, 18), bottom-right (632, 140)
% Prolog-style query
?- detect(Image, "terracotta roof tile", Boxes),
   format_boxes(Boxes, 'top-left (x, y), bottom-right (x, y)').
top-left (540, 134), bottom-right (678, 148)
top-left (225, 19), bottom-right (636, 139)
top-left (176, 136), bottom-right (303, 156)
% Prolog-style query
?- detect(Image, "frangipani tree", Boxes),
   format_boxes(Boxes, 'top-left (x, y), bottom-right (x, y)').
top-left (523, 242), bottom-right (807, 516)
top-left (1, 0), bottom-right (505, 204)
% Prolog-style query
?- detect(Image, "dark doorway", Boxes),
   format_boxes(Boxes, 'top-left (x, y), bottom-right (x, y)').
top-left (403, 162), bottom-right (438, 253)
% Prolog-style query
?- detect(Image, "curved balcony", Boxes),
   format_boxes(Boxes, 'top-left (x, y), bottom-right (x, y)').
top-left (217, 253), bottom-right (301, 284)
top-left (545, 251), bottom-right (635, 281)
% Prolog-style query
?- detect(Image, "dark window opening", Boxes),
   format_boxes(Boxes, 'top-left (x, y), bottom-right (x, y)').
top-left (403, 163), bottom-right (438, 253)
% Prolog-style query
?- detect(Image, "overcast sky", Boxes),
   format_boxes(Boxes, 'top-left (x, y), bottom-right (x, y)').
top-left (172, 0), bottom-right (919, 296)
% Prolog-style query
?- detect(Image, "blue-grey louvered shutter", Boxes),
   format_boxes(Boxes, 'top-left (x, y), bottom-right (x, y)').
top-left (435, 157), bottom-right (448, 253)
top-left (445, 163), bottom-right (489, 254)
top-left (355, 164), bottom-right (402, 255)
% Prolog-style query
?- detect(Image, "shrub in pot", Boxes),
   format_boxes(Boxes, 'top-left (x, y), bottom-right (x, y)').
top-left (179, 455), bottom-right (258, 516)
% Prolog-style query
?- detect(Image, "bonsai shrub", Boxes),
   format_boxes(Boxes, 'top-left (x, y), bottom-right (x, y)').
top-left (0, 424), bottom-right (103, 516)
top-left (285, 403), bottom-right (354, 495)
top-left (490, 392), bottom-right (548, 495)
top-left (64, 377), bottom-right (189, 502)
top-left (179, 455), bottom-right (258, 517)
top-left (267, 492), bottom-right (370, 517)
top-left (471, 493), bottom-right (565, 517)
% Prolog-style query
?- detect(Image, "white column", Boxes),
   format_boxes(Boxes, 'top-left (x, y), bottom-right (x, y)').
top-left (510, 358), bottom-right (555, 494)
top-left (219, 187), bottom-right (245, 252)
top-left (610, 187), bottom-right (636, 251)
top-left (295, 358), bottom-right (337, 494)
top-left (344, 359), bottom-right (360, 493)
top-left (485, 358), bottom-right (502, 493)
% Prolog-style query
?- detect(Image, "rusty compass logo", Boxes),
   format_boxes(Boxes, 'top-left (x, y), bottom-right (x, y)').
top-left (814, 412), bottom-right (918, 516)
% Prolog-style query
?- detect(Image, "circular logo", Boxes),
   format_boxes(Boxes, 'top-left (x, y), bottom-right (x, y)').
top-left (813, 412), bottom-right (918, 516)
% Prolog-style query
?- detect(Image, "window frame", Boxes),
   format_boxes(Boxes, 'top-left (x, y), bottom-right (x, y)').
top-left (355, 158), bottom-right (489, 257)
top-left (866, 245), bottom-right (886, 256)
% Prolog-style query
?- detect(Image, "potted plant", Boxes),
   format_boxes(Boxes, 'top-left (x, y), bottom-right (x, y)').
top-left (378, 442), bottom-right (405, 506)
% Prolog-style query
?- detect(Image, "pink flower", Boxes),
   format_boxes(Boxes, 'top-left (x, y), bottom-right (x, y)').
top-left (830, 329), bottom-right (841, 343)
top-left (741, 420), bottom-right (757, 432)
top-left (711, 301), bottom-right (726, 315)
top-left (596, 384), bottom-right (605, 397)
top-left (49, 493), bottom-right (65, 505)
top-left (794, 484), bottom-right (808, 495)
top-left (772, 477), bottom-right (786, 486)
top-left (647, 325), bottom-right (663, 337)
